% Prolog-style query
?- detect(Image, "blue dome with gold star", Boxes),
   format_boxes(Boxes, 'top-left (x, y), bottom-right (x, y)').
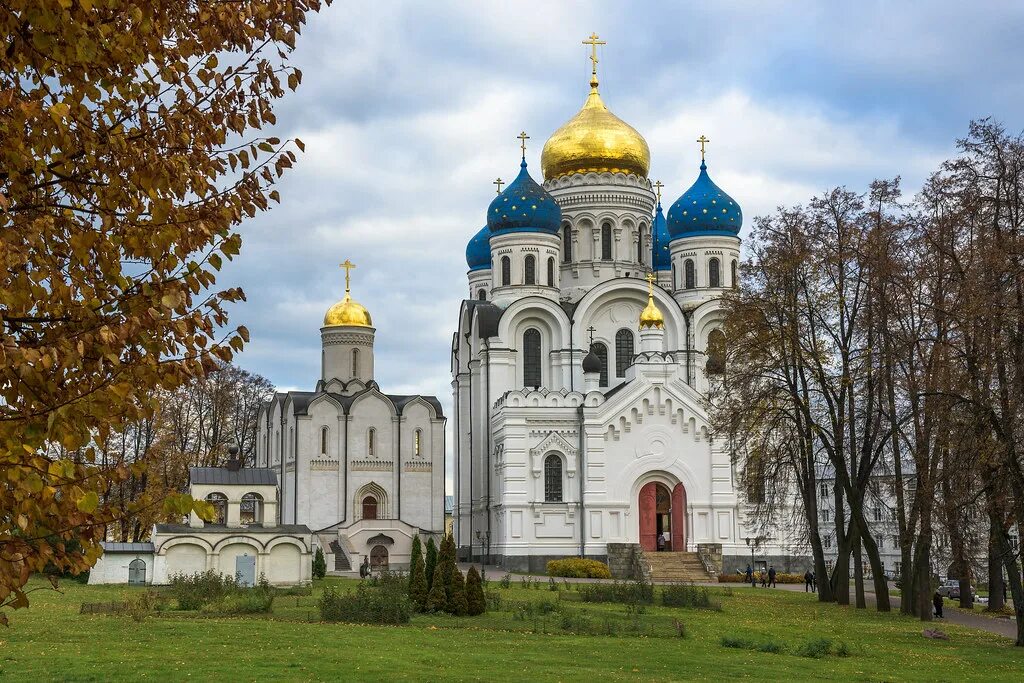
top-left (651, 200), bottom-right (670, 271)
top-left (667, 160), bottom-right (742, 240)
top-left (487, 159), bottom-right (561, 235)
top-left (466, 225), bottom-right (491, 271)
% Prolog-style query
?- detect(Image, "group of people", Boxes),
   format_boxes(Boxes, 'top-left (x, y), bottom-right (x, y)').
top-left (744, 564), bottom-right (778, 588)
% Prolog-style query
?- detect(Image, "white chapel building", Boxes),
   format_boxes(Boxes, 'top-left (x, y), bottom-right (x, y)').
top-left (451, 42), bottom-right (787, 575)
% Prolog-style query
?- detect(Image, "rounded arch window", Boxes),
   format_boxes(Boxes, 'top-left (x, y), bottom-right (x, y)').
top-left (320, 426), bottom-right (329, 455)
top-left (709, 257), bottom-right (721, 288)
top-left (547, 257), bottom-right (555, 286)
top-left (370, 544), bottom-right (389, 570)
top-left (592, 342), bottom-right (609, 387)
top-left (477, 288), bottom-right (486, 301)
top-left (524, 254), bottom-right (536, 285)
top-left (501, 256), bottom-right (511, 286)
top-left (414, 429), bottom-right (423, 457)
top-left (684, 259), bottom-right (695, 289)
top-left (544, 454), bottom-right (563, 502)
top-left (240, 492), bottom-right (264, 525)
top-left (706, 329), bottom-right (726, 375)
top-left (367, 428), bottom-right (376, 457)
top-left (205, 492), bottom-right (227, 526)
top-left (601, 223), bottom-right (613, 260)
top-left (562, 224), bottom-right (572, 263)
top-left (615, 329), bottom-right (635, 377)
top-left (523, 328), bottom-right (542, 388)
top-left (351, 348), bottom-right (359, 376)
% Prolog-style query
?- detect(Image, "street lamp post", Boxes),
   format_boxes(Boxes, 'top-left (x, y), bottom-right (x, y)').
top-left (743, 536), bottom-right (759, 587)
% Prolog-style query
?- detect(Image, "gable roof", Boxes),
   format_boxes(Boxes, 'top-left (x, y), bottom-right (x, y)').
top-left (189, 467), bottom-right (278, 487)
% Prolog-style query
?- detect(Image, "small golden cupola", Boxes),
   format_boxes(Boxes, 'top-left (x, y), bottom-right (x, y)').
top-left (324, 259), bottom-right (372, 328)
top-left (639, 272), bottom-right (665, 330)
top-left (541, 33), bottom-right (651, 181)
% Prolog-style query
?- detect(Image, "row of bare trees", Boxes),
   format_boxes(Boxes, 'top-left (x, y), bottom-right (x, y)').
top-left (712, 120), bottom-right (1024, 645)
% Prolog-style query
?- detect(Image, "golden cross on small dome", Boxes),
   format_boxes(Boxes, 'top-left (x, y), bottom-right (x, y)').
top-left (339, 259), bottom-right (356, 293)
top-left (646, 270), bottom-right (656, 289)
top-left (697, 135), bottom-right (710, 161)
top-left (493, 177), bottom-right (504, 194)
top-left (653, 180), bottom-right (664, 204)
top-left (582, 32), bottom-right (606, 87)
top-left (517, 131), bottom-right (530, 158)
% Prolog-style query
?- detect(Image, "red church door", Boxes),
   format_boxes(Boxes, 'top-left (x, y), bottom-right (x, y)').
top-left (638, 482), bottom-right (658, 551)
top-left (672, 482), bottom-right (686, 552)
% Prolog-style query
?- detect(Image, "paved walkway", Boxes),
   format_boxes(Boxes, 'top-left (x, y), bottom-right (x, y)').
top-left (461, 562), bottom-right (1018, 640)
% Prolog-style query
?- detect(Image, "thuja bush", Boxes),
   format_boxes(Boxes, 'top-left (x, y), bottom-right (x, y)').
top-left (547, 558), bottom-right (612, 579)
top-left (312, 547), bottom-right (327, 580)
top-left (317, 584), bottom-right (412, 625)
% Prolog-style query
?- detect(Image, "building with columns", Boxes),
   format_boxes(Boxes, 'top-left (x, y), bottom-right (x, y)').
top-left (452, 37), bottom-right (793, 575)
top-left (254, 263), bottom-right (446, 573)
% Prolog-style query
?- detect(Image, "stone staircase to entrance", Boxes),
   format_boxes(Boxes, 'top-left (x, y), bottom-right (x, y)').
top-left (645, 551), bottom-right (717, 583)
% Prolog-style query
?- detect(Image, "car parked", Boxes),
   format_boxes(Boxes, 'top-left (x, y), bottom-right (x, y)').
top-left (937, 579), bottom-right (976, 600)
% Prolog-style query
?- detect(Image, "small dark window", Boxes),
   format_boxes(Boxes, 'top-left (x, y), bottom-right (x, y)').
top-left (368, 428), bottom-right (376, 457)
top-left (205, 492), bottom-right (227, 526)
top-left (524, 254), bottom-right (536, 285)
top-left (637, 231), bottom-right (643, 264)
top-left (523, 328), bottom-right (542, 388)
top-left (547, 257), bottom-right (555, 286)
top-left (684, 259), bottom-right (695, 289)
top-left (477, 288), bottom-right (486, 300)
top-left (709, 258), bottom-right (721, 288)
top-left (672, 263), bottom-right (677, 289)
top-left (240, 492), bottom-right (263, 525)
top-left (562, 224), bottom-right (572, 263)
top-left (544, 454), bottom-right (563, 502)
top-left (321, 426), bottom-right (329, 455)
top-left (352, 348), bottom-right (359, 376)
top-left (615, 329), bottom-right (634, 377)
top-left (706, 329), bottom-right (726, 375)
top-left (592, 342), bottom-right (609, 387)
top-left (731, 259), bottom-right (738, 288)
top-left (601, 223), bottom-right (613, 260)
top-left (501, 256), bottom-right (511, 286)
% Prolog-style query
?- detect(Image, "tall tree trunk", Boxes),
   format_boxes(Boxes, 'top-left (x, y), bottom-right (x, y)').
top-left (987, 510), bottom-right (1006, 611)
top-left (854, 534), bottom-right (866, 609)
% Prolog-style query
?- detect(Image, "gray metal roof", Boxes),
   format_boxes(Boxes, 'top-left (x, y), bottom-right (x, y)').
top-left (101, 542), bottom-right (155, 553)
top-left (444, 495), bottom-right (454, 514)
top-left (154, 523), bottom-right (312, 535)
top-left (189, 467), bottom-right (278, 487)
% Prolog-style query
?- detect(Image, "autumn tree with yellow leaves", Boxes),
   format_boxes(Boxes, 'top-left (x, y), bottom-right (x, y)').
top-left (0, 0), bottom-right (328, 622)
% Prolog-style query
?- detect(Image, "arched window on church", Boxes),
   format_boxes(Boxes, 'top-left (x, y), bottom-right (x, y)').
top-left (524, 254), bottom-right (536, 285)
top-left (601, 223), bottom-right (613, 260)
top-left (240, 492), bottom-right (263, 525)
top-left (672, 263), bottom-right (677, 289)
top-left (414, 429), bottom-right (422, 457)
top-left (362, 495), bottom-right (378, 520)
top-left (544, 454), bottom-right (563, 502)
top-left (205, 492), bottom-right (227, 526)
top-left (615, 329), bottom-right (634, 377)
top-left (320, 426), bottom-right (329, 455)
top-left (501, 256), bottom-right (511, 286)
top-left (477, 288), bottom-right (486, 301)
top-left (562, 223), bottom-right (572, 263)
top-left (547, 257), bottom-right (555, 286)
top-left (684, 259), bottom-right (695, 289)
top-left (351, 348), bottom-right (359, 377)
top-left (636, 229), bottom-right (643, 264)
top-left (592, 342), bottom-right (609, 387)
top-left (523, 328), bottom-right (542, 388)
top-left (706, 329), bottom-right (726, 375)
top-left (367, 428), bottom-right (376, 457)
top-left (709, 257), bottom-right (721, 288)
top-left (731, 259), bottom-right (738, 289)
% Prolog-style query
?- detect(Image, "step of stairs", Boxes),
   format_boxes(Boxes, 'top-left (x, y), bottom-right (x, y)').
top-left (645, 552), bottom-right (717, 582)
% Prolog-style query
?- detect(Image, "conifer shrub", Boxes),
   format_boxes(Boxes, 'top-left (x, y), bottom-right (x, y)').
top-left (312, 547), bottom-right (327, 580)
top-left (409, 543), bottom-right (428, 610)
top-left (449, 567), bottom-right (469, 616)
top-left (425, 537), bottom-right (439, 588)
top-left (436, 533), bottom-right (458, 602)
top-left (546, 558), bottom-right (612, 579)
top-left (466, 565), bottom-right (486, 615)
top-left (408, 535), bottom-right (423, 589)
top-left (425, 570), bottom-right (448, 612)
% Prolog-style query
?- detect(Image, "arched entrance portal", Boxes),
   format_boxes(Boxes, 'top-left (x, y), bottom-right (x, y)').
top-left (638, 481), bottom-right (686, 552)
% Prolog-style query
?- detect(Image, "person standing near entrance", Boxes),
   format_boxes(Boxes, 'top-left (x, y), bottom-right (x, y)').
top-left (768, 565), bottom-right (777, 588)
top-left (657, 532), bottom-right (666, 552)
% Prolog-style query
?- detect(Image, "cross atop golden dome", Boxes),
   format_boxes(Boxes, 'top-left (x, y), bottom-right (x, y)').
top-left (540, 34), bottom-right (650, 181)
top-left (639, 272), bottom-right (665, 330)
top-left (324, 259), bottom-right (372, 328)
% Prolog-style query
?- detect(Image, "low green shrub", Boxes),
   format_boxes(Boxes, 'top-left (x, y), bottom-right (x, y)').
top-left (547, 558), bottom-right (612, 579)
top-left (499, 573), bottom-right (512, 589)
top-left (721, 635), bottom-right (752, 649)
top-left (578, 579), bottom-right (654, 605)
top-left (795, 637), bottom-right (832, 659)
top-left (661, 584), bottom-right (722, 610)
top-left (168, 570), bottom-right (237, 610)
top-left (200, 592), bottom-right (274, 615)
top-left (317, 584), bottom-right (412, 624)
top-left (123, 590), bottom-right (161, 622)
top-left (757, 641), bottom-right (785, 654)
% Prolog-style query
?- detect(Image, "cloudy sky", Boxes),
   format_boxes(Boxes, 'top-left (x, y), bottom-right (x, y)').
top-left (221, 1), bottom-right (1023, 469)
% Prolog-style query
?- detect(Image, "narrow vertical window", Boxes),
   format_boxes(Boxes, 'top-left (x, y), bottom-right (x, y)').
top-left (562, 224), bottom-right (572, 263)
top-left (636, 231), bottom-right (643, 264)
top-left (414, 429), bottom-right (422, 457)
top-left (524, 254), bottom-right (536, 285)
top-left (731, 259), bottom-right (738, 288)
top-left (544, 454), bottom-right (563, 502)
top-left (477, 288), bottom-right (486, 300)
top-left (501, 256), bottom-right (511, 285)
top-left (368, 428), bottom-right (376, 457)
top-left (351, 348), bottom-right (359, 377)
top-left (321, 426), bottom-right (329, 455)
top-left (523, 328), bottom-right (542, 388)
top-left (684, 259), bottom-right (695, 289)
top-left (615, 329), bottom-right (634, 377)
top-left (672, 263), bottom-right (677, 289)
top-left (706, 329), bottom-right (726, 375)
top-left (592, 342), bottom-right (609, 387)
top-left (709, 258), bottom-right (721, 288)
top-left (547, 257), bottom-right (555, 286)
top-left (601, 223), bottom-right (612, 260)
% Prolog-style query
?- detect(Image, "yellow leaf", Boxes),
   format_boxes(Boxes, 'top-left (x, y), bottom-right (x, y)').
top-left (77, 490), bottom-right (99, 513)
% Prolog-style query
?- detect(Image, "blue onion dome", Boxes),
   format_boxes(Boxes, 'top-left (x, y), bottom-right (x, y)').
top-left (487, 159), bottom-right (561, 235)
top-left (466, 225), bottom-right (491, 271)
top-left (666, 160), bottom-right (742, 240)
top-left (651, 200), bottom-right (671, 271)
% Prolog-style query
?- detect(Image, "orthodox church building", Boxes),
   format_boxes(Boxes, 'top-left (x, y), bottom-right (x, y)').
top-left (452, 36), bottom-right (772, 574)
top-left (255, 263), bottom-right (446, 572)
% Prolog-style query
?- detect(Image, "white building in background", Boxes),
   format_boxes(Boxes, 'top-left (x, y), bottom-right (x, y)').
top-left (254, 263), bottom-right (446, 573)
top-left (451, 38), bottom-right (800, 575)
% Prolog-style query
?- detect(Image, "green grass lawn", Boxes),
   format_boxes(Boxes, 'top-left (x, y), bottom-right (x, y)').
top-left (1, 576), bottom-right (1021, 682)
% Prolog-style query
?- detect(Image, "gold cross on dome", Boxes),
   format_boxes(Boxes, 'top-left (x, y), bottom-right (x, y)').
top-left (653, 180), bottom-right (664, 204)
top-left (339, 259), bottom-right (356, 293)
top-left (646, 271), bottom-right (656, 290)
top-left (493, 177), bottom-right (504, 194)
top-left (517, 131), bottom-right (530, 158)
top-left (697, 135), bottom-right (710, 160)
top-left (583, 32), bottom-right (606, 85)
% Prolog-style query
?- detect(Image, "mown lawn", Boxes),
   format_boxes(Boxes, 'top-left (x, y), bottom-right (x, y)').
top-left (1, 576), bottom-right (1021, 682)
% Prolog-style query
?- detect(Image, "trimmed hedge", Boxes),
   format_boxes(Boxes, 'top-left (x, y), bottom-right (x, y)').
top-left (718, 572), bottom-right (806, 584)
top-left (317, 584), bottom-right (412, 624)
top-left (547, 558), bottom-right (612, 579)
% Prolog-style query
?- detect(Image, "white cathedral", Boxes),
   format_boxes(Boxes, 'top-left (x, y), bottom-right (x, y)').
top-left (451, 40), bottom-right (779, 575)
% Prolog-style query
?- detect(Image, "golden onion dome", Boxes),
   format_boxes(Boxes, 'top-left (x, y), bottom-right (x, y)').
top-left (541, 83), bottom-right (650, 181)
top-left (324, 259), bottom-right (372, 328)
top-left (639, 273), bottom-right (665, 330)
